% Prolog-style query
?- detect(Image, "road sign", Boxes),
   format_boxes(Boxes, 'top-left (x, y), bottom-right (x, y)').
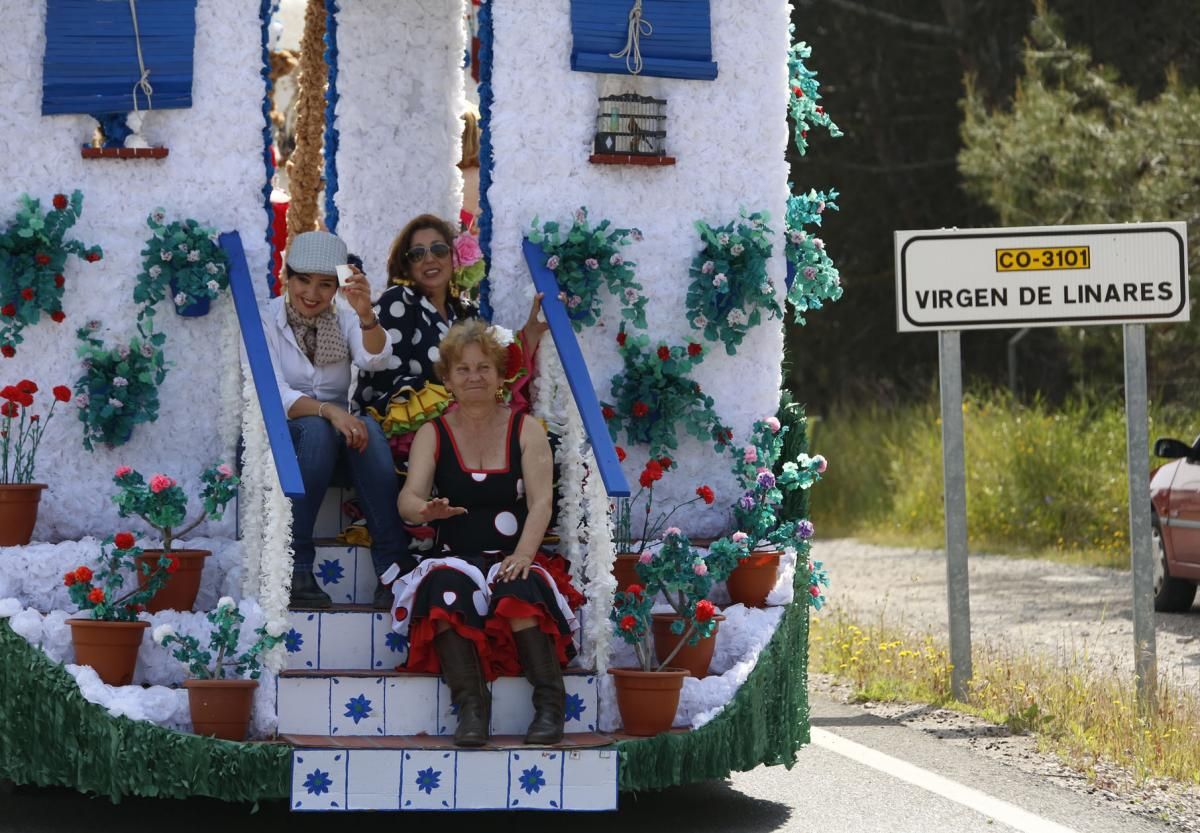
top-left (895, 223), bottom-right (1188, 332)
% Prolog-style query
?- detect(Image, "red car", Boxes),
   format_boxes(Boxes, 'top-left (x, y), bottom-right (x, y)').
top-left (1149, 436), bottom-right (1200, 611)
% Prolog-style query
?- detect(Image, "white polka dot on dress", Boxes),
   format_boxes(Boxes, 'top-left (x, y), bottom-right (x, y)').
top-left (389, 301), bottom-right (406, 318)
top-left (471, 472), bottom-right (488, 482)
top-left (387, 328), bottom-right (403, 342)
top-left (412, 329), bottom-right (422, 346)
top-left (427, 345), bottom-right (440, 362)
top-left (409, 359), bottom-right (423, 375)
top-left (494, 511), bottom-right (519, 537)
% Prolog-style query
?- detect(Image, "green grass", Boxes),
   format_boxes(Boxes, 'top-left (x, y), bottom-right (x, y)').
top-left (808, 391), bottom-right (1196, 568)
top-left (812, 611), bottom-right (1200, 785)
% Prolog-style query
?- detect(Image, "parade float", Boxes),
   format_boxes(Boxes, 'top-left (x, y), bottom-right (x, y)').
top-left (0, 0), bottom-right (841, 811)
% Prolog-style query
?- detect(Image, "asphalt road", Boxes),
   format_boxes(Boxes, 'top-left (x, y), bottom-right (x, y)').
top-left (0, 691), bottom-right (1169, 833)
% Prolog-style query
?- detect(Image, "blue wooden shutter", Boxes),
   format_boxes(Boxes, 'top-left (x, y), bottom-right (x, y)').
top-left (42, 0), bottom-right (199, 116)
top-left (571, 0), bottom-right (718, 81)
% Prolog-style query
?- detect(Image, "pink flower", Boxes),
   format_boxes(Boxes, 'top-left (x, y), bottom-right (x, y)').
top-left (149, 474), bottom-right (176, 493)
top-left (545, 255), bottom-right (560, 270)
top-left (114, 465), bottom-right (132, 478)
top-left (765, 417), bottom-right (781, 433)
top-left (216, 463), bottom-right (234, 479)
top-left (454, 233), bottom-right (483, 266)
top-left (664, 527), bottom-right (681, 538)
top-left (814, 454), bottom-right (828, 473)
top-left (731, 531), bottom-right (749, 543)
top-left (637, 551), bottom-right (653, 564)
top-left (742, 447), bottom-right (758, 464)
top-left (693, 562), bottom-right (708, 576)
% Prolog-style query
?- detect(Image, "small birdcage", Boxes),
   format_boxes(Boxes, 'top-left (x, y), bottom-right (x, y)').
top-left (591, 93), bottom-right (674, 165)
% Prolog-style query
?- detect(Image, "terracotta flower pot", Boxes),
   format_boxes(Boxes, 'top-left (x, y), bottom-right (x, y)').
top-left (651, 613), bottom-right (723, 678)
top-left (134, 549), bottom-right (211, 613)
top-left (0, 483), bottom-right (47, 546)
top-left (612, 552), bottom-right (643, 590)
top-left (68, 618), bottom-right (148, 686)
top-left (726, 550), bottom-right (781, 608)
top-left (608, 667), bottom-right (688, 736)
top-left (185, 678), bottom-right (258, 741)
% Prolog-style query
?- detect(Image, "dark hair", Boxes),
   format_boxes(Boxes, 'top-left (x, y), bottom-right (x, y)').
top-left (386, 214), bottom-right (471, 318)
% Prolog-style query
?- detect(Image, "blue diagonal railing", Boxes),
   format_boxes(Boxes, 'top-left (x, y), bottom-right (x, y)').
top-left (220, 231), bottom-right (305, 498)
top-left (523, 238), bottom-right (631, 498)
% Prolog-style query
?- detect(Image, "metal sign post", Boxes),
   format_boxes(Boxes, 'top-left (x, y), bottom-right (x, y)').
top-left (938, 330), bottom-right (972, 700)
top-left (895, 222), bottom-right (1188, 710)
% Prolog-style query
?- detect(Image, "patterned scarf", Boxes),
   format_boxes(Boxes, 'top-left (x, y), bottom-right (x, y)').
top-left (285, 299), bottom-right (349, 367)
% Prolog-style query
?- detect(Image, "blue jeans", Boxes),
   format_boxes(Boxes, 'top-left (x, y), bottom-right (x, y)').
top-left (288, 415), bottom-right (414, 579)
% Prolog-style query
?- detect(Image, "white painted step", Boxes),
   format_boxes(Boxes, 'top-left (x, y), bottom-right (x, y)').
top-left (290, 746), bottom-right (618, 811)
top-left (283, 607), bottom-right (404, 672)
top-left (275, 669), bottom-right (601, 737)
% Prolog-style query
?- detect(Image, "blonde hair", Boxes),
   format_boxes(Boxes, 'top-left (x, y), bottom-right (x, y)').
top-left (435, 319), bottom-right (508, 382)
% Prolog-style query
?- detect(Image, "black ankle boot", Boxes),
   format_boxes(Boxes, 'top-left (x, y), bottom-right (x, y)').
top-left (289, 571), bottom-right (331, 609)
top-left (434, 630), bottom-right (490, 747)
top-left (514, 628), bottom-right (565, 744)
top-left (372, 581), bottom-right (392, 611)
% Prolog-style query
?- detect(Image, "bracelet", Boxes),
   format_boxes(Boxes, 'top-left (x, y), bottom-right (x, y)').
top-left (359, 315), bottom-right (380, 331)
top-left (318, 401), bottom-right (329, 420)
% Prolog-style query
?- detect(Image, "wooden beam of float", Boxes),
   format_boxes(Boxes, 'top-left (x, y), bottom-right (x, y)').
top-left (220, 231), bottom-right (306, 498)
top-left (523, 238), bottom-right (631, 497)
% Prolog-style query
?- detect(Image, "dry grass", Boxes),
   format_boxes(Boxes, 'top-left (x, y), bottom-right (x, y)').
top-left (811, 611), bottom-right (1200, 784)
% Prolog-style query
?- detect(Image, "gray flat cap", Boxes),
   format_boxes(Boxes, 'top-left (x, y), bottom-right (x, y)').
top-left (286, 231), bottom-right (347, 276)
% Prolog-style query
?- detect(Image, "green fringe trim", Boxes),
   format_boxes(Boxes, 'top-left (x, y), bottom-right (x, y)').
top-left (0, 620), bottom-right (290, 803)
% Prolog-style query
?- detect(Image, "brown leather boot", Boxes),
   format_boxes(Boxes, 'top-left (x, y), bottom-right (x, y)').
top-left (514, 627), bottom-right (565, 744)
top-left (434, 630), bottom-right (490, 747)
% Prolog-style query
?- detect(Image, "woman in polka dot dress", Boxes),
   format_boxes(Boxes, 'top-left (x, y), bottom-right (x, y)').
top-left (387, 320), bottom-right (583, 748)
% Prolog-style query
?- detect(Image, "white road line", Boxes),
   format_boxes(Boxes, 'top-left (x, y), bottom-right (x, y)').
top-left (811, 728), bottom-right (1080, 833)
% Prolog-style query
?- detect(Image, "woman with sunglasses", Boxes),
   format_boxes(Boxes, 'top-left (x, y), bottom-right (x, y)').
top-left (352, 215), bottom-right (546, 475)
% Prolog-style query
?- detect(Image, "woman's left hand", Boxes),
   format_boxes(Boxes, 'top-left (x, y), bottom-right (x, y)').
top-left (340, 266), bottom-right (375, 318)
top-left (497, 552), bottom-right (535, 582)
top-left (520, 291), bottom-right (567, 345)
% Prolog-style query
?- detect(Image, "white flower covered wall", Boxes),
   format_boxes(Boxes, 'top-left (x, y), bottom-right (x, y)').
top-left (488, 0), bottom-right (791, 536)
top-left (0, 0), bottom-right (271, 539)
top-left (331, 0), bottom-right (466, 291)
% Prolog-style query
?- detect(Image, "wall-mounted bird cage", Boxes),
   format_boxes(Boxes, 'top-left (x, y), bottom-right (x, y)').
top-left (590, 93), bottom-right (675, 166)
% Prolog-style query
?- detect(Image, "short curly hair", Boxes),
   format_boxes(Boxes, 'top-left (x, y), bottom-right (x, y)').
top-left (435, 319), bottom-right (508, 383)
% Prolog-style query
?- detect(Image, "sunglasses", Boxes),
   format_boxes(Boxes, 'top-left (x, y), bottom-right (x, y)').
top-left (405, 242), bottom-right (452, 263)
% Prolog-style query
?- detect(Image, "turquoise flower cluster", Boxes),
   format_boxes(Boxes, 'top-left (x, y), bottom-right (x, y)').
top-left (785, 188), bottom-right (843, 325)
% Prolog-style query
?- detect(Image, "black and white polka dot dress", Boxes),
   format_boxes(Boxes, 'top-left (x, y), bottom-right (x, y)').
top-left (393, 411), bottom-right (582, 680)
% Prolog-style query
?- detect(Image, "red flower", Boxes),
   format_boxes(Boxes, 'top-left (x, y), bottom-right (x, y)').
top-left (88, 587), bottom-right (105, 604)
top-left (14, 391), bottom-right (32, 407)
top-left (1, 346), bottom-right (14, 358)
top-left (54, 274), bottom-right (64, 287)
top-left (687, 342), bottom-right (702, 357)
top-left (1, 304), bottom-right (14, 317)
top-left (657, 345), bottom-right (670, 361)
top-left (601, 405), bottom-right (615, 420)
top-left (53, 385), bottom-right (71, 402)
top-left (619, 614), bottom-right (638, 632)
top-left (165, 556), bottom-right (178, 574)
top-left (809, 584), bottom-right (821, 598)
top-left (504, 343), bottom-right (523, 379)
top-left (63, 571), bottom-right (76, 587)
top-left (53, 194), bottom-right (68, 210)
top-left (694, 600), bottom-right (716, 623)
top-left (626, 583), bottom-right (643, 599)
top-left (0, 385), bottom-right (15, 400)
top-left (113, 531), bottom-right (136, 550)
top-left (696, 485), bottom-right (715, 505)
top-left (615, 445), bottom-right (626, 462)
top-left (616, 331), bottom-right (626, 347)
top-left (658, 456), bottom-right (673, 470)
top-left (638, 460), bottom-right (663, 488)
top-left (34, 254), bottom-right (50, 266)
top-left (75, 565), bottom-right (93, 583)
top-left (50, 311), bottom-right (65, 323)
top-left (0, 402), bottom-right (16, 418)
top-left (631, 401), bottom-right (649, 418)
top-left (85, 251), bottom-right (102, 263)
top-left (20, 288), bottom-right (34, 301)
top-left (17, 380), bottom-right (36, 394)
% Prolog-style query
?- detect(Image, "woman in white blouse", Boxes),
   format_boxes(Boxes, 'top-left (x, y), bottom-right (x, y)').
top-left (262, 231), bottom-right (412, 609)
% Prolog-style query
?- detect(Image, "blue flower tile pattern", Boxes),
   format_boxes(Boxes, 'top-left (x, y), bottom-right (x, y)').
top-left (385, 631), bottom-right (408, 653)
top-left (316, 558), bottom-right (345, 586)
top-left (344, 694), bottom-right (373, 724)
top-left (291, 751), bottom-right (345, 810)
top-left (518, 765), bottom-right (546, 795)
top-left (284, 628), bottom-right (304, 653)
top-left (415, 767), bottom-right (441, 795)
top-left (304, 768), bottom-right (332, 795)
top-left (564, 692), bottom-right (585, 723)
top-left (508, 751), bottom-right (562, 809)
top-left (402, 751), bottom-right (455, 809)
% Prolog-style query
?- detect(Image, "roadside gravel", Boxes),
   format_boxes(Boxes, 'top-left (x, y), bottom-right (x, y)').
top-left (810, 538), bottom-right (1200, 833)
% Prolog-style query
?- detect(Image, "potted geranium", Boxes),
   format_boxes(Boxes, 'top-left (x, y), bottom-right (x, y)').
top-left (134, 209), bottom-right (230, 319)
top-left (727, 416), bottom-right (825, 607)
top-left (610, 454), bottom-right (714, 589)
top-left (74, 320), bottom-right (168, 449)
top-left (154, 598), bottom-right (284, 741)
top-left (112, 463), bottom-right (239, 612)
top-left (64, 531), bottom-right (172, 685)
top-left (608, 529), bottom-right (745, 733)
top-left (0, 379), bottom-right (71, 545)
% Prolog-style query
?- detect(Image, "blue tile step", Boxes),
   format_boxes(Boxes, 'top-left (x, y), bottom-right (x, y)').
top-left (275, 668), bottom-right (602, 738)
top-left (288, 739), bottom-right (618, 811)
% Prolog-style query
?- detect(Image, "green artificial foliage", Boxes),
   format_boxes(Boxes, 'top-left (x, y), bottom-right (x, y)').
top-left (0, 619), bottom-right (290, 803)
top-left (776, 390), bottom-right (810, 523)
top-left (74, 321), bottom-right (168, 450)
top-left (134, 210), bottom-right (230, 322)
